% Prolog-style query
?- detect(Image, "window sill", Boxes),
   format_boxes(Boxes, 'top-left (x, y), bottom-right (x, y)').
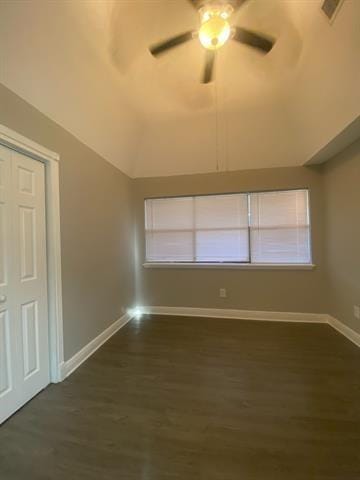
top-left (143, 262), bottom-right (316, 270)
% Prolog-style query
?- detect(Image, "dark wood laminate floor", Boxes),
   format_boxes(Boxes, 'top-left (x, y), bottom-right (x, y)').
top-left (1, 315), bottom-right (360, 480)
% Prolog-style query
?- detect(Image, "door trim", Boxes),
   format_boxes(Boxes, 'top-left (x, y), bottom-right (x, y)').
top-left (0, 124), bottom-right (64, 383)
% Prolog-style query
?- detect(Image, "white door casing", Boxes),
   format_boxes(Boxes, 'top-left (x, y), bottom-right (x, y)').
top-left (0, 145), bottom-right (50, 423)
top-left (0, 124), bottom-right (64, 385)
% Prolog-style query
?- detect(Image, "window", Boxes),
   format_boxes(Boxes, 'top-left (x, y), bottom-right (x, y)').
top-left (145, 189), bottom-right (311, 265)
top-left (249, 190), bottom-right (311, 264)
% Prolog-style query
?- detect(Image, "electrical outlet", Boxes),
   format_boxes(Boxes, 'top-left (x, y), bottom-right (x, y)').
top-left (219, 288), bottom-right (227, 298)
top-left (354, 305), bottom-right (360, 320)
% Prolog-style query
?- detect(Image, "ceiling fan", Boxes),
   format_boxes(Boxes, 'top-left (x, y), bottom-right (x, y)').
top-left (149, 0), bottom-right (276, 84)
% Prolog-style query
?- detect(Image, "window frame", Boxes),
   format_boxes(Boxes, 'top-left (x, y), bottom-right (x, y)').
top-left (143, 188), bottom-right (315, 270)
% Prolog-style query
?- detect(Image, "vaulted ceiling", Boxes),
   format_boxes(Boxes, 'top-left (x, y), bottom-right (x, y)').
top-left (0, 0), bottom-right (359, 177)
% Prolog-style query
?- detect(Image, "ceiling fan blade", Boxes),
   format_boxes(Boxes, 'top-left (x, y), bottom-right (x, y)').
top-left (232, 27), bottom-right (274, 53)
top-left (187, 0), bottom-right (204, 9)
top-left (149, 31), bottom-right (194, 57)
top-left (230, 0), bottom-right (250, 11)
top-left (202, 50), bottom-right (216, 84)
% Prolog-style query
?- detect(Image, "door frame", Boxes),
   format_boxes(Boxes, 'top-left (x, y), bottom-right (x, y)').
top-left (0, 123), bottom-right (64, 383)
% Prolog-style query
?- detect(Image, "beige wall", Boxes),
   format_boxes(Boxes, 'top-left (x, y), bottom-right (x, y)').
top-left (134, 166), bottom-right (328, 313)
top-left (0, 85), bottom-right (136, 360)
top-left (323, 139), bottom-right (360, 334)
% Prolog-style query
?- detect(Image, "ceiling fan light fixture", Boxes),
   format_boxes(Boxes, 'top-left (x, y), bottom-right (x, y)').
top-left (199, 16), bottom-right (231, 50)
top-left (148, 1), bottom-right (276, 84)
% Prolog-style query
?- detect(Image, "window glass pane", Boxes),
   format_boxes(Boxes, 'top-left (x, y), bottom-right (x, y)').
top-left (145, 197), bottom-right (193, 230)
top-left (196, 229), bottom-right (249, 262)
top-left (194, 194), bottom-right (249, 262)
top-left (146, 232), bottom-right (193, 262)
top-left (250, 190), bottom-right (311, 264)
top-left (250, 227), bottom-right (311, 263)
top-left (195, 194), bottom-right (248, 229)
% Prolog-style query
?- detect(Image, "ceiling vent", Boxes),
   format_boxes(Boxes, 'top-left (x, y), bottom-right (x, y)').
top-left (321, 0), bottom-right (344, 23)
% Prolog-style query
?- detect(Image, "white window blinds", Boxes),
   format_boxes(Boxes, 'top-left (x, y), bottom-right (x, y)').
top-left (195, 194), bottom-right (249, 262)
top-left (145, 189), bottom-right (311, 265)
top-left (145, 194), bottom-right (249, 262)
top-left (249, 190), bottom-right (311, 264)
top-left (145, 197), bottom-right (194, 262)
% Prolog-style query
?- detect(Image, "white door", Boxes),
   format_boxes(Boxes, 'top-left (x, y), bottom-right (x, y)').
top-left (0, 145), bottom-right (49, 424)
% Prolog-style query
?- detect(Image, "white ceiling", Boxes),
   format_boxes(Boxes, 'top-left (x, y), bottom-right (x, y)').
top-left (0, 0), bottom-right (359, 177)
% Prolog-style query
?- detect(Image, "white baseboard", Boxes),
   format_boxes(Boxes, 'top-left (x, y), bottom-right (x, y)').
top-left (59, 361), bottom-right (66, 381)
top-left (139, 306), bottom-right (328, 323)
top-left (326, 315), bottom-right (360, 348)
top-left (62, 312), bottom-right (133, 379)
top-left (139, 306), bottom-right (360, 348)
top-left (60, 308), bottom-right (360, 382)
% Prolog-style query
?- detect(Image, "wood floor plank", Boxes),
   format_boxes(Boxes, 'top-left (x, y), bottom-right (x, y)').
top-left (0, 315), bottom-right (359, 479)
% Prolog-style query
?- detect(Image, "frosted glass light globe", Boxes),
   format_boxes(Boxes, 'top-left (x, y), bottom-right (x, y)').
top-left (199, 16), bottom-right (231, 50)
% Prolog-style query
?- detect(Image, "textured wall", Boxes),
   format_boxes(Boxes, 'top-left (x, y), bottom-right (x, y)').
top-left (323, 139), bottom-right (360, 334)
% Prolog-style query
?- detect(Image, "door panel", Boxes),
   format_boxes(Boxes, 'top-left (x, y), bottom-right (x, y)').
top-left (0, 204), bottom-right (7, 287)
top-left (19, 206), bottom-right (37, 281)
top-left (21, 301), bottom-right (40, 379)
top-left (12, 151), bottom-right (49, 400)
top-left (0, 154), bottom-right (10, 289)
top-left (0, 145), bottom-right (49, 424)
top-left (0, 310), bottom-right (11, 396)
top-left (0, 145), bottom-right (19, 422)
top-left (18, 166), bottom-right (35, 196)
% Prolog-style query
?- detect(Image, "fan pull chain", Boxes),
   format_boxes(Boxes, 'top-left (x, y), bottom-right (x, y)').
top-left (214, 54), bottom-right (220, 172)
top-left (224, 80), bottom-right (229, 173)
